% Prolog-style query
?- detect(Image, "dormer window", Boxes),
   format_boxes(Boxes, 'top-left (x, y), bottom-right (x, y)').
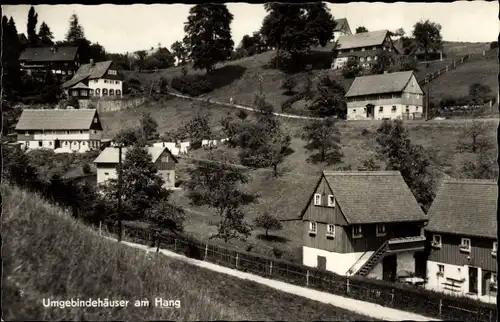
top-left (314, 193), bottom-right (322, 206)
top-left (327, 195), bottom-right (335, 207)
top-left (309, 221), bottom-right (317, 234)
top-left (376, 224), bottom-right (386, 237)
top-left (352, 225), bottom-right (362, 239)
top-left (361, 47), bottom-right (366, 52)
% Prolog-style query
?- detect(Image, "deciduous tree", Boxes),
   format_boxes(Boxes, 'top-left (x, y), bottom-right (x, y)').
top-left (412, 20), bottom-right (443, 65)
top-left (171, 40), bottom-right (188, 65)
top-left (356, 26), bottom-right (368, 34)
top-left (456, 119), bottom-right (492, 153)
top-left (281, 76), bottom-right (297, 95)
top-left (301, 117), bottom-right (342, 164)
top-left (308, 74), bottom-right (347, 117)
top-left (139, 112), bottom-right (159, 141)
top-left (113, 127), bottom-right (143, 147)
top-left (468, 83), bottom-right (492, 106)
top-left (461, 151), bottom-right (498, 180)
top-left (254, 212), bottom-right (283, 239)
top-left (184, 114), bottom-right (212, 149)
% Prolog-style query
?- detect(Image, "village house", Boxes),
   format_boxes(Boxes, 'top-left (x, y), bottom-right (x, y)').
top-left (300, 171), bottom-right (428, 283)
top-left (19, 46), bottom-right (80, 76)
top-left (345, 70), bottom-right (424, 121)
top-left (425, 179), bottom-right (497, 303)
top-left (332, 30), bottom-right (399, 70)
top-left (15, 108), bottom-right (103, 153)
top-left (332, 18), bottom-right (352, 40)
top-left (61, 60), bottom-right (124, 100)
top-left (93, 146), bottom-right (178, 190)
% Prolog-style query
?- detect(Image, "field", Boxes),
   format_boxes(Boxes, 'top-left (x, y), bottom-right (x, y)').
top-left (1, 183), bottom-right (375, 321)
top-left (99, 100), bottom-right (498, 261)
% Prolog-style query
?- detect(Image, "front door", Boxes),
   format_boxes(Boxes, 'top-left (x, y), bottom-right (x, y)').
top-left (382, 254), bottom-right (397, 282)
top-left (468, 266), bottom-right (479, 294)
top-left (54, 139), bottom-right (61, 149)
top-left (317, 256), bottom-right (327, 270)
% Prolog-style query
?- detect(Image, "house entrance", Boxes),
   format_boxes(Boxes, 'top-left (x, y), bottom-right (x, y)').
top-left (365, 104), bottom-right (374, 119)
top-left (317, 256), bottom-right (327, 270)
top-left (382, 254), bottom-right (397, 282)
top-left (468, 266), bottom-right (479, 294)
top-left (54, 139), bottom-right (61, 149)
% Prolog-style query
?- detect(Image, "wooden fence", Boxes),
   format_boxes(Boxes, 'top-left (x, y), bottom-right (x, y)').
top-left (104, 223), bottom-right (498, 322)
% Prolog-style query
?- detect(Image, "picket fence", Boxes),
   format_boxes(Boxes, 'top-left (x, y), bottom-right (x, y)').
top-left (103, 224), bottom-right (498, 322)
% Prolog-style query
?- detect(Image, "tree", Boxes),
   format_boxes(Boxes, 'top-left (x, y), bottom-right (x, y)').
top-left (2, 143), bottom-right (41, 189)
top-left (461, 151), bottom-right (498, 180)
top-left (356, 26), bottom-right (368, 34)
top-left (2, 16), bottom-right (21, 100)
top-left (65, 14), bottom-right (85, 43)
top-left (389, 28), bottom-right (406, 38)
top-left (101, 146), bottom-right (171, 222)
top-left (82, 163), bottom-right (91, 174)
top-left (308, 74), bottom-right (347, 117)
top-left (146, 199), bottom-right (185, 235)
top-left (184, 114), bottom-right (212, 149)
top-left (27, 6), bottom-right (39, 46)
top-left (139, 112), bottom-right (159, 141)
top-left (254, 212), bottom-right (283, 239)
top-left (301, 117), bottom-right (342, 164)
top-left (468, 83), bottom-right (492, 106)
top-left (113, 127), bottom-right (143, 147)
top-left (185, 151), bottom-right (253, 243)
top-left (171, 40), bottom-right (188, 65)
top-left (375, 120), bottom-right (435, 211)
top-left (152, 47), bottom-right (175, 69)
top-left (89, 42), bottom-right (107, 62)
top-left (412, 20), bottom-right (443, 65)
top-left (184, 4), bottom-right (234, 73)
top-left (133, 50), bottom-right (148, 71)
top-left (38, 21), bottom-right (54, 46)
top-left (281, 76), bottom-right (297, 95)
top-left (342, 59), bottom-right (363, 79)
top-left (359, 156), bottom-right (381, 171)
top-left (456, 119), bottom-right (492, 153)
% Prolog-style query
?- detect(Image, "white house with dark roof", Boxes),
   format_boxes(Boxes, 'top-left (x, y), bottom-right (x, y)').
top-left (62, 59), bottom-right (123, 99)
top-left (345, 70), bottom-right (424, 121)
top-left (15, 109), bottom-right (103, 153)
top-left (332, 18), bottom-right (352, 40)
top-left (94, 146), bottom-right (178, 190)
top-left (332, 30), bottom-right (399, 70)
top-left (425, 179), bottom-right (497, 303)
top-left (300, 171), bottom-right (428, 282)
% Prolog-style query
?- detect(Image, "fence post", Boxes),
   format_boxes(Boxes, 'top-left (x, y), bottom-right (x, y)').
top-left (204, 243), bottom-right (208, 260)
top-left (489, 309), bottom-right (493, 322)
top-left (445, 66), bottom-right (448, 72)
top-left (123, 227), bottom-right (126, 237)
top-left (99, 221), bottom-right (102, 236)
top-left (174, 238), bottom-right (177, 252)
top-left (391, 288), bottom-right (395, 306)
top-left (269, 261), bottom-right (273, 275)
top-left (346, 277), bottom-right (350, 294)
top-left (156, 234), bottom-right (161, 253)
top-left (235, 253), bottom-right (239, 269)
top-left (306, 270), bottom-right (309, 286)
top-left (438, 299), bottom-right (442, 318)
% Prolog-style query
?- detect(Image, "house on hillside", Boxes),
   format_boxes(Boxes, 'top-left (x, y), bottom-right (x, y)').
top-left (332, 18), bottom-right (352, 40)
top-left (300, 171), bottom-right (428, 282)
top-left (345, 70), bottom-right (424, 120)
top-left (19, 46), bottom-right (80, 76)
top-left (332, 30), bottom-right (399, 70)
top-left (15, 108), bottom-right (103, 153)
top-left (425, 179), bottom-right (497, 302)
top-left (93, 146), bottom-right (178, 190)
top-left (61, 59), bottom-right (124, 99)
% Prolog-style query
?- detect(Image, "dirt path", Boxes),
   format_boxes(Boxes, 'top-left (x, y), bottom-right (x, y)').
top-left (105, 236), bottom-right (440, 321)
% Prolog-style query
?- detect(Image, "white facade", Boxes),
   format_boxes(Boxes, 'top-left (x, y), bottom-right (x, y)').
top-left (426, 260), bottom-right (481, 296)
top-left (96, 166), bottom-right (175, 190)
top-left (333, 31), bottom-right (350, 41)
top-left (303, 246), bottom-right (369, 275)
top-left (347, 104), bottom-right (422, 120)
top-left (88, 78), bottom-right (123, 97)
top-left (332, 57), bottom-right (349, 70)
top-left (19, 131), bottom-right (102, 153)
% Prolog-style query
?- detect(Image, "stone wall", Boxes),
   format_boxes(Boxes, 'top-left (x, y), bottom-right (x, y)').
top-left (78, 96), bottom-right (147, 113)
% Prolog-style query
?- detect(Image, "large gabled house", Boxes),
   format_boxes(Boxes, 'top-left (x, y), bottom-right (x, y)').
top-left (345, 70), bottom-right (425, 121)
top-left (300, 171), bottom-right (428, 282)
top-left (19, 46), bottom-right (80, 76)
top-left (332, 18), bottom-right (352, 40)
top-left (425, 179), bottom-right (497, 302)
top-left (61, 60), bottom-right (124, 99)
top-left (332, 30), bottom-right (399, 70)
top-left (15, 108), bottom-right (103, 153)
top-left (94, 146), bottom-right (178, 190)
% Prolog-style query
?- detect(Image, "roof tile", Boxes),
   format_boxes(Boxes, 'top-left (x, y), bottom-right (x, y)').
top-left (345, 71), bottom-right (415, 97)
top-left (19, 46), bottom-right (78, 62)
top-left (94, 147), bottom-right (172, 164)
top-left (336, 30), bottom-right (388, 50)
top-left (15, 109), bottom-right (98, 131)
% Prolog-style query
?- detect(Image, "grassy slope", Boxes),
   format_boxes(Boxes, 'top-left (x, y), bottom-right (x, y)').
top-left (1, 183), bottom-right (375, 321)
top-left (99, 103), bottom-right (498, 261)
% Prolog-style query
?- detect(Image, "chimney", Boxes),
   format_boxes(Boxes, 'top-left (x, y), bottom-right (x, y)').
top-left (90, 59), bottom-right (95, 66)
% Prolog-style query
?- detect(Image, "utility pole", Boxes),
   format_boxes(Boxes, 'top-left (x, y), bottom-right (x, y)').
top-left (425, 84), bottom-right (430, 121)
top-left (259, 75), bottom-right (263, 96)
top-left (117, 144), bottom-right (123, 242)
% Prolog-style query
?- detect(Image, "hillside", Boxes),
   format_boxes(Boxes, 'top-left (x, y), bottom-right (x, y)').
top-left (1, 183), bottom-right (374, 321)
top-left (99, 101), bottom-right (498, 261)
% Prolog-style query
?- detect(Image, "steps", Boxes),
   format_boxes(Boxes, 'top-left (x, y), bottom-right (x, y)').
top-left (355, 241), bottom-right (388, 277)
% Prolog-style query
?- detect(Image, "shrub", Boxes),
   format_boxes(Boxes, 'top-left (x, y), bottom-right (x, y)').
top-left (82, 163), bottom-right (91, 174)
top-left (174, 180), bottom-right (183, 188)
top-left (490, 41), bottom-right (498, 50)
top-left (272, 247), bottom-right (283, 259)
top-left (236, 109), bottom-right (248, 120)
top-left (281, 76), bottom-right (297, 95)
top-left (67, 97), bottom-right (79, 109)
top-left (361, 128), bottom-right (371, 136)
top-left (171, 75), bottom-right (213, 97)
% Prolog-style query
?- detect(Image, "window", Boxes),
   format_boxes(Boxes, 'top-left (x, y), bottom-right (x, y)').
top-left (66, 131), bottom-right (70, 134)
top-left (338, 50), bottom-right (342, 54)
top-left (96, 88), bottom-right (101, 95)
top-left (383, 46), bottom-right (386, 51)
top-left (38, 141), bottom-right (42, 147)
top-left (103, 88), bottom-right (108, 96)
top-left (406, 106), bottom-right (410, 112)
top-left (460, 238), bottom-right (471, 252)
top-left (416, 106), bottom-right (419, 111)
top-left (82, 90), bottom-right (88, 96)
top-left (104, 80), bottom-right (108, 84)
top-left (432, 234), bottom-right (442, 248)
top-left (79, 130), bottom-right (83, 134)
top-left (81, 141), bottom-right (85, 145)
top-left (353, 109), bottom-right (356, 113)
top-left (388, 48), bottom-right (392, 52)
top-left (49, 142), bottom-right (52, 146)
top-left (391, 106), bottom-right (397, 112)
top-left (437, 264), bottom-right (445, 276)
top-left (405, 93), bottom-right (410, 98)
top-left (108, 69), bottom-right (117, 75)
top-left (90, 89), bottom-right (94, 95)
top-left (352, 225), bottom-right (362, 238)
top-left (379, 106), bottom-right (383, 112)
top-left (366, 56), bottom-right (372, 61)
top-left (64, 141), bottom-right (68, 146)
top-left (309, 221), bottom-right (317, 234)
top-left (493, 241), bottom-right (498, 256)
top-left (314, 193), bottom-right (322, 206)
top-left (326, 224), bottom-right (335, 238)
top-left (372, 46), bottom-right (376, 50)
top-left (116, 80), bottom-right (120, 84)
top-left (116, 90), bottom-right (121, 95)
top-left (492, 273), bottom-right (497, 284)
top-left (350, 49), bottom-right (354, 52)
top-left (94, 118), bottom-right (98, 123)
top-left (161, 156), bottom-right (169, 163)
top-left (104, 172), bottom-right (109, 176)
top-left (361, 47), bottom-right (366, 52)
top-left (376, 224), bottom-right (386, 237)
top-left (374, 56), bottom-right (378, 61)
top-left (360, 57), bottom-right (365, 62)
top-left (327, 195), bottom-right (335, 207)
top-left (110, 89), bottom-right (115, 95)
top-left (25, 131), bottom-right (29, 135)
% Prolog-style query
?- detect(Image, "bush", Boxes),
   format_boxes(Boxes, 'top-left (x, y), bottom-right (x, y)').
top-left (174, 180), bottom-right (183, 188)
top-left (82, 163), bottom-right (91, 174)
top-left (490, 41), bottom-right (498, 50)
top-left (361, 128), bottom-right (371, 136)
top-left (171, 75), bottom-right (213, 97)
top-left (272, 247), bottom-right (283, 259)
top-left (67, 97), bottom-right (79, 109)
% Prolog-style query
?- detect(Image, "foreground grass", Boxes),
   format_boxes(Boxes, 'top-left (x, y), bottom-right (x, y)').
top-left (1, 184), bottom-right (375, 321)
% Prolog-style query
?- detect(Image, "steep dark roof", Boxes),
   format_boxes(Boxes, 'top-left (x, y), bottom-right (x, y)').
top-left (19, 46), bottom-right (78, 62)
top-left (336, 30), bottom-right (388, 50)
top-left (345, 71), bottom-right (416, 97)
top-left (301, 171), bottom-right (427, 224)
top-left (15, 109), bottom-right (98, 130)
top-left (62, 60), bottom-right (113, 89)
top-left (333, 18), bottom-right (350, 32)
top-left (427, 180), bottom-right (497, 239)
